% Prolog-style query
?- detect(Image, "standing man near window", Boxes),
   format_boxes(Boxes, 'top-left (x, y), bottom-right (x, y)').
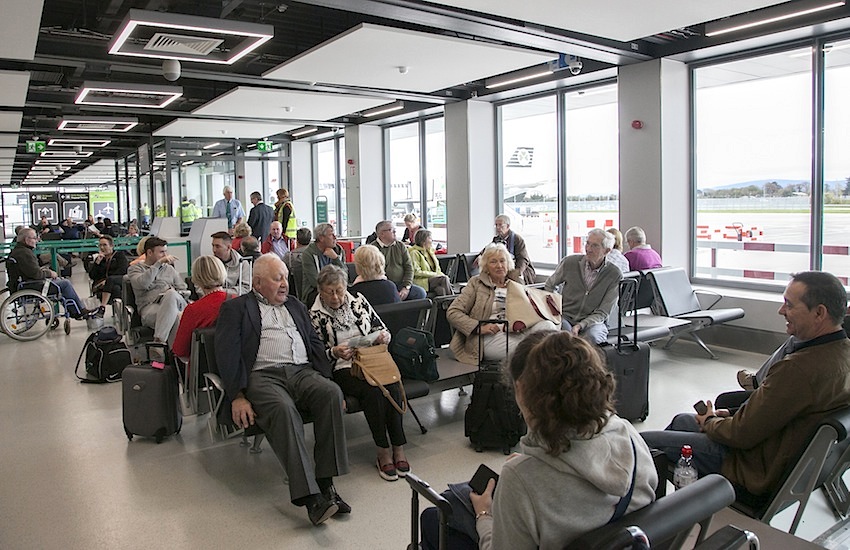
top-left (212, 185), bottom-right (245, 232)
top-left (247, 191), bottom-right (274, 241)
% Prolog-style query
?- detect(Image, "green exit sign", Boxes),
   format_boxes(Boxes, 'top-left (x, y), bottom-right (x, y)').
top-left (257, 140), bottom-right (273, 152)
top-left (26, 140), bottom-right (46, 153)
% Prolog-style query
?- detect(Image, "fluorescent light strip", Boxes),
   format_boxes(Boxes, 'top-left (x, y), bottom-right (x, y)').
top-left (486, 68), bottom-right (554, 89)
top-left (706, 1), bottom-right (846, 37)
top-left (35, 160), bottom-right (80, 166)
top-left (202, 142), bottom-right (221, 149)
top-left (788, 42), bottom-right (850, 58)
top-left (41, 151), bottom-right (93, 158)
top-left (75, 86), bottom-right (182, 109)
top-left (291, 127), bottom-right (318, 138)
top-left (47, 138), bottom-right (111, 147)
top-left (58, 118), bottom-right (138, 132)
top-left (109, 18), bottom-right (273, 65)
top-left (210, 151), bottom-right (226, 157)
top-left (361, 103), bottom-right (404, 118)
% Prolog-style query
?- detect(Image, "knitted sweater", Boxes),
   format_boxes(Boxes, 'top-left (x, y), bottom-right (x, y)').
top-left (544, 255), bottom-right (622, 329)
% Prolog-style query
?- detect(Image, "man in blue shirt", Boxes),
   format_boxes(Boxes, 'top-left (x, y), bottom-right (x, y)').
top-left (211, 185), bottom-right (245, 231)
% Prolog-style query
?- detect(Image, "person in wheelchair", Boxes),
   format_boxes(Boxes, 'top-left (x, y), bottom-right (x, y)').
top-left (9, 228), bottom-right (94, 319)
top-left (88, 235), bottom-right (129, 317)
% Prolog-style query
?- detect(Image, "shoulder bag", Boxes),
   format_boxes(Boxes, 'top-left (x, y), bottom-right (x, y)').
top-left (352, 344), bottom-right (407, 414)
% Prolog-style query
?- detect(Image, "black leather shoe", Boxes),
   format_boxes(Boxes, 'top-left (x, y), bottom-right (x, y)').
top-left (322, 485), bottom-right (351, 514)
top-left (307, 496), bottom-right (338, 526)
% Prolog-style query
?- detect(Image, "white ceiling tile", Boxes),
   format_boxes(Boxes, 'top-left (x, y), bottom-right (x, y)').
top-left (0, 111), bottom-right (23, 132)
top-left (263, 23), bottom-right (554, 93)
top-left (0, 0), bottom-right (43, 60)
top-left (0, 71), bottom-right (30, 107)
top-left (153, 119), bottom-right (297, 139)
top-left (0, 135), bottom-right (19, 147)
top-left (194, 87), bottom-right (387, 120)
top-left (428, 0), bottom-right (788, 42)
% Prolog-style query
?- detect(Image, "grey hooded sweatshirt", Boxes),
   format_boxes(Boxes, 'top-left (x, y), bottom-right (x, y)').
top-left (477, 415), bottom-right (657, 549)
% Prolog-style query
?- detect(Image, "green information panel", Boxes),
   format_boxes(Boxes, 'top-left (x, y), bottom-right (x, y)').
top-left (316, 196), bottom-right (328, 224)
top-left (89, 189), bottom-right (118, 221)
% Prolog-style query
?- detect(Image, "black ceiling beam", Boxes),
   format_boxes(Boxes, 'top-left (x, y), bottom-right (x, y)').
top-left (292, 0), bottom-right (652, 65)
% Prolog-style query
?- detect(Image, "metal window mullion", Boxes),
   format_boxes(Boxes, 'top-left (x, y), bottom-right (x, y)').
top-left (557, 90), bottom-right (568, 260)
top-left (811, 39), bottom-right (825, 271)
top-left (418, 118), bottom-right (427, 221)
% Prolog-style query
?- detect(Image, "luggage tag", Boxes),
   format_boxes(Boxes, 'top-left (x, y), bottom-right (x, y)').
top-left (151, 361), bottom-right (165, 370)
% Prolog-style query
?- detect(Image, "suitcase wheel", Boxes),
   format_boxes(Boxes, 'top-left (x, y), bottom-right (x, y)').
top-left (124, 427), bottom-right (133, 441)
top-left (503, 446), bottom-right (511, 455)
top-left (474, 444), bottom-right (483, 453)
top-left (155, 434), bottom-right (164, 444)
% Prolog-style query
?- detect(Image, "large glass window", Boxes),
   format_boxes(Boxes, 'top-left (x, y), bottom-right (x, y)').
top-left (565, 85), bottom-right (620, 260)
top-left (315, 140), bottom-right (338, 229)
top-left (694, 48), bottom-right (814, 285)
top-left (822, 37), bottom-right (850, 282)
top-left (500, 96), bottom-right (558, 265)
top-left (387, 123), bottom-right (421, 232)
top-left (424, 119), bottom-right (446, 245)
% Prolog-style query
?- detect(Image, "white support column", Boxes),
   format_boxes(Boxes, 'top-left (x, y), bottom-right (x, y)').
top-left (618, 58), bottom-right (690, 268)
top-left (344, 124), bottom-right (384, 238)
top-left (445, 100), bottom-right (497, 253)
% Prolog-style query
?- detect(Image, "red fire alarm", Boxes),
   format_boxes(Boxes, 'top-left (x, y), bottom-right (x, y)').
top-left (631, 120), bottom-right (643, 130)
top-left (347, 159), bottom-right (354, 165)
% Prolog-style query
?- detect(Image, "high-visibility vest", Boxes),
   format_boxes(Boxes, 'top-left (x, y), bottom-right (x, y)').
top-left (283, 201), bottom-right (298, 238)
top-left (179, 201), bottom-right (196, 222)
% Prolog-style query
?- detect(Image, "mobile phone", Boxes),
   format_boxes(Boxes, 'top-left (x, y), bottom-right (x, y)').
top-left (470, 464), bottom-right (499, 495)
top-left (693, 400), bottom-right (708, 415)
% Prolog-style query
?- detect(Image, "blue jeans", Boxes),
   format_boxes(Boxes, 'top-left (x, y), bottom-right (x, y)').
top-left (561, 318), bottom-right (609, 344)
top-left (395, 282), bottom-right (427, 301)
top-left (54, 278), bottom-right (85, 312)
top-left (640, 413), bottom-right (727, 477)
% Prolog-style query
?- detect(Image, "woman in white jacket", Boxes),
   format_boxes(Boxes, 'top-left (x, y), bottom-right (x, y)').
top-left (422, 330), bottom-right (657, 549)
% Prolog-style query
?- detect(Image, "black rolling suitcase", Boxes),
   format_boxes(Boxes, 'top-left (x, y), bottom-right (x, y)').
top-left (464, 319), bottom-right (526, 454)
top-left (602, 278), bottom-right (651, 422)
top-left (122, 343), bottom-right (182, 443)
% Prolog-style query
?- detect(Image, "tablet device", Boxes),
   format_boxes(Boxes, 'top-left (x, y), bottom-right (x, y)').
top-left (470, 464), bottom-right (499, 495)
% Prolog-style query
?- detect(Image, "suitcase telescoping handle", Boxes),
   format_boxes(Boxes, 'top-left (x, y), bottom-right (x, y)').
top-left (477, 318), bottom-right (509, 368)
top-left (617, 278), bottom-right (639, 352)
top-left (405, 473), bottom-right (452, 550)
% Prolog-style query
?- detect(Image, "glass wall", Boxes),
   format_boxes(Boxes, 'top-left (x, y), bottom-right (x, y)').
top-left (822, 37), bottom-right (850, 280)
top-left (314, 138), bottom-right (349, 233)
top-left (424, 119), bottom-right (446, 244)
top-left (692, 41), bottom-right (850, 286)
top-left (498, 85), bottom-right (619, 267)
top-left (387, 122), bottom-right (421, 232)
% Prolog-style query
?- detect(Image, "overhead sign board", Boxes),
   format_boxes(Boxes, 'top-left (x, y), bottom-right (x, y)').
top-left (256, 140), bottom-right (273, 153)
top-left (25, 140), bottom-right (46, 153)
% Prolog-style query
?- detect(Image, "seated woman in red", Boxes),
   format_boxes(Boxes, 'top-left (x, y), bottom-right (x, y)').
top-left (172, 255), bottom-right (229, 361)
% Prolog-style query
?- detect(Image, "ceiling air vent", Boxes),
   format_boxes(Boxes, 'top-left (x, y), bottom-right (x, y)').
top-left (144, 33), bottom-right (223, 56)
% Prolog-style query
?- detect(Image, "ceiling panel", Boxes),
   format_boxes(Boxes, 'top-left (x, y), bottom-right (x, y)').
top-left (0, 70), bottom-right (31, 107)
top-left (194, 87), bottom-right (387, 120)
top-left (263, 23), bottom-right (554, 92)
top-left (0, 0), bottom-right (43, 61)
top-left (0, 112), bottom-right (23, 132)
top-left (0, 135), bottom-right (19, 148)
top-left (153, 119), bottom-right (297, 139)
top-left (428, 0), bottom-right (788, 42)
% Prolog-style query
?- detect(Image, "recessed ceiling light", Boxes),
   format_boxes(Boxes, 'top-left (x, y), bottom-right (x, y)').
top-left (361, 102), bottom-right (404, 118)
top-left (40, 151), bottom-right (94, 158)
top-left (291, 126), bottom-right (318, 138)
top-left (35, 160), bottom-right (81, 166)
top-left (705, 0), bottom-right (846, 37)
top-left (58, 117), bottom-right (139, 132)
top-left (75, 81), bottom-right (183, 109)
top-left (109, 9), bottom-right (274, 65)
top-left (210, 151), bottom-right (226, 157)
top-left (202, 142), bottom-right (221, 149)
top-left (47, 138), bottom-right (111, 147)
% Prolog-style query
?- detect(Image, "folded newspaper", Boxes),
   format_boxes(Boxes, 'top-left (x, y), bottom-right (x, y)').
top-left (345, 331), bottom-right (382, 348)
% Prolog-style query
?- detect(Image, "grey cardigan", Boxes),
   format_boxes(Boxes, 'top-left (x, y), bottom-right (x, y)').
top-left (544, 255), bottom-right (622, 329)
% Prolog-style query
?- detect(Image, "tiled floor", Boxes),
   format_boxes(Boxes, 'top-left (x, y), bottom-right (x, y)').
top-left (0, 270), bottom-right (840, 548)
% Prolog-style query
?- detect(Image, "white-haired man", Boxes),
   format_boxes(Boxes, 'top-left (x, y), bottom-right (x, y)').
top-left (624, 226), bottom-right (662, 271)
top-left (212, 185), bottom-right (245, 230)
top-left (544, 228), bottom-right (623, 344)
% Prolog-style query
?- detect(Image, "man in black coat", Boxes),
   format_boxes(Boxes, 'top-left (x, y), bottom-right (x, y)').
top-left (246, 191), bottom-right (274, 241)
top-left (215, 254), bottom-right (350, 525)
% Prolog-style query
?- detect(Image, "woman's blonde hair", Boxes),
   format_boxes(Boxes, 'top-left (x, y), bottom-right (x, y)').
top-left (607, 228), bottom-right (624, 251)
top-left (233, 222), bottom-right (251, 238)
top-left (403, 213), bottom-right (418, 224)
top-left (354, 245), bottom-right (386, 281)
top-left (135, 235), bottom-right (151, 256)
top-left (191, 255), bottom-right (227, 290)
top-left (479, 242), bottom-right (514, 276)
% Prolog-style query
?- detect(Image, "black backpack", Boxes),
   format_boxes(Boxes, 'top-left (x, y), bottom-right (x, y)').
top-left (390, 327), bottom-right (439, 382)
top-left (464, 368), bottom-right (527, 454)
top-left (75, 327), bottom-right (132, 384)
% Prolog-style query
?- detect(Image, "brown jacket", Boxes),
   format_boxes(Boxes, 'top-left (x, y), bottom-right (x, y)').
top-left (704, 334), bottom-right (850, 495)
top-left (447, 272), bottom-right (520, 365)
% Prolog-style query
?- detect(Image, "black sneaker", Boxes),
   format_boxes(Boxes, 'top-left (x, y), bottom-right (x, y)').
top-left (322, 485), bottom-right (351, 515)
top-left (95, 306), bottom-right (106, 318)
top-left (306, 496), bottom-right (338, 526)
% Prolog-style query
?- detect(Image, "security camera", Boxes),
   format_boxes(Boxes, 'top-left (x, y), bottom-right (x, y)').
top-left (162, 59), bottom-right (181, 82)
top-left (568, 58), bottom-right (583, 76)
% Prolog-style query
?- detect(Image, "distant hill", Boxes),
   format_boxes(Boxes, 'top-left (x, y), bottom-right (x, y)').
top-left (705, 179), bottom-right (845, 191)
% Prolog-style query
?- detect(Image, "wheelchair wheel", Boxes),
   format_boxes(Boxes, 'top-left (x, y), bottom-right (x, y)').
top-left (64, 318), bottom-right (71, 335)
top-left (0, 290), bottom-right (55, 341)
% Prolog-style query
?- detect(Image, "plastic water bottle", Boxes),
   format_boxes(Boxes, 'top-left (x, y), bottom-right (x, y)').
top-left (673, 445), bottom-right (698, 489)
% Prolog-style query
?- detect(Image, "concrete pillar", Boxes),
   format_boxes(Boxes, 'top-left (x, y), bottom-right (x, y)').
top-left (618, 58), bottom-right (689, 267)
top-left (445, 100), bottom-right (497, 253)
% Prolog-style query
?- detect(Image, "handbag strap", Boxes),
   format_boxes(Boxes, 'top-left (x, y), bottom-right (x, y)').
top-left (608, 439), bottom-right (638, 524)
top-left (359, 367), bottom-right (408, 415)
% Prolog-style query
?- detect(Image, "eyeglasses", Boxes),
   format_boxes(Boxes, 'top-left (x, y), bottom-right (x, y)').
top-left (319, 287), bottom-right (346, 298)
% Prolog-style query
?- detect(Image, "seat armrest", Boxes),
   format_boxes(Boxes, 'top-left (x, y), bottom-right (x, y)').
top-left (694, 289), bottom-right (723, 310)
